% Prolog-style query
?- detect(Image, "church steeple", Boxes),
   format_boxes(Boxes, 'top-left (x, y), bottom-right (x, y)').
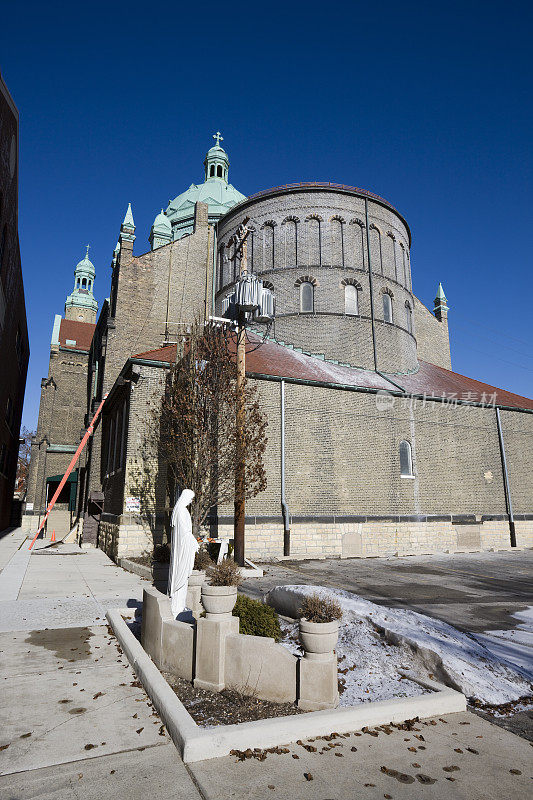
top-left (434, 282), bottom-right (449, 323)
top-left (64, 246), bottom-right (98, 324)
top-left (203, 131), bottom-right (229, 183)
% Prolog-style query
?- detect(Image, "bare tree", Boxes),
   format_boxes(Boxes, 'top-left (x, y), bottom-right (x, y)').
top-left (158, 320), bottom-right (268, 537)
top-left (16, 427), bottom-right (34, 494)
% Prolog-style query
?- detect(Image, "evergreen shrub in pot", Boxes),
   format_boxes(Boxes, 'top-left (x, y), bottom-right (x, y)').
top-left (201, 559), bottom-right (242, 617)
top-left (299, 594), bottom-right (342, 659)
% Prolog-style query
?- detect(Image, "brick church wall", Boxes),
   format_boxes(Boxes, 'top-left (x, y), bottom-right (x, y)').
top-left (213, 378), bottom-right (532, 559)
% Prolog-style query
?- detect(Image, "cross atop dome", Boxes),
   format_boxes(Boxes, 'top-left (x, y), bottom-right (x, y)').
top-left (213, 131), bottom-right (223, 147)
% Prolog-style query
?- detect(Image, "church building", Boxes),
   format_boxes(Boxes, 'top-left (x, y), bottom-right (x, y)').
top-left (24, 135), bottom-right (533, 559)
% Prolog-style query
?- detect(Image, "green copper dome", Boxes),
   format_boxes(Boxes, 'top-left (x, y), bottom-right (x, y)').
top-left (65, 246), bottom-right (98, 315)
top-left (162, 133), bottom-right (246, 240)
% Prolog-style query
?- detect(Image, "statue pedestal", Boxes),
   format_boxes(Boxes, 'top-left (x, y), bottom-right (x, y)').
top-left (193, 615), bottom-right (239, 692)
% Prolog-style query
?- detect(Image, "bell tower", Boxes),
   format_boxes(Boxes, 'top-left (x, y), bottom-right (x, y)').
top-left (64, 246), bottom-right (98, 324)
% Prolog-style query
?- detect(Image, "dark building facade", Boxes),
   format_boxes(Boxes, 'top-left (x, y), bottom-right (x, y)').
top-left (0, 71), bottom-right (29, 531)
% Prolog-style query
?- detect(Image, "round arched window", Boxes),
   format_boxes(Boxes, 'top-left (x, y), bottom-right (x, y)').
top-left (300, 281), bottom-right (314, 313)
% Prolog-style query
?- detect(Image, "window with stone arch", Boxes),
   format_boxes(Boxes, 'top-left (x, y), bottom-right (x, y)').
top-left (399, 440), bottom-right (414, 477)
top-left (282, 216), bottom-right (298, 267)
top-left (306, 215), bottom-right (322, 266)
top-left (262, 221), bottom-right (275, 269)
top-left (295, 275), bottom-right (316, 313)
top-left (350, 218), bottom-right (365, 269)
top-left (405, 301), bottom-right (413, 334)
top-left (382, 289), bottom-right (393, 323)
top-left (330, 216), bottom-right (345, 266)
top-left (342, 278), bottom-right (361, 316)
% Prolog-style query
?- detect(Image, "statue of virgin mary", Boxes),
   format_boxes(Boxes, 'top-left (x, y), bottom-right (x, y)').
top-left (168, 489), bottom-right (199, 618)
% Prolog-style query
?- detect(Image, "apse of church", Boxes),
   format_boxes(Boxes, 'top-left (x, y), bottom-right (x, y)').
top-left (23, 135), bottom-right (533, 559)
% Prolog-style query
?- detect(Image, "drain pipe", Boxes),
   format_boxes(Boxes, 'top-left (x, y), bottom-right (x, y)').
top-left (495, 406), bottom-right (516, 547)
top-left (365, 198), bottom-right (378, 372)
top-left (280, 379), bottom-right (291, 555)
top-left (211, 226), bottom-right (217, 314)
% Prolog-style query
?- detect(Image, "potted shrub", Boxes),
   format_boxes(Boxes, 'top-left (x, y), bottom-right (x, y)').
top-left (189, 546), bottom-right (212, 587)
top-left (201, 559), bottom-right (242, 617)
top-left (299, 593), bottom-right (342, 660)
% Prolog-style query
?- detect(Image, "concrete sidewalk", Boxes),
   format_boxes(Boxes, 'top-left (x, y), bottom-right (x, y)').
top-left (0, 529), bottom-right (202, 797)
top-left (0, 529), bottom-right (531, 799)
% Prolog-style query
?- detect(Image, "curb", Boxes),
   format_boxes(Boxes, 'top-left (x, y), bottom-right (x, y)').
top-left (107, 609), bottom-right (466, 764)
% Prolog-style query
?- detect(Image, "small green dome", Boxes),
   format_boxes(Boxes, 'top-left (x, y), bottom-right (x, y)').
top-left (152, 209), bottom-right (172, 232)
top-left (206, 144), bottom-right (228, 160)
top-left (75, 254), bottom-right (95, 277)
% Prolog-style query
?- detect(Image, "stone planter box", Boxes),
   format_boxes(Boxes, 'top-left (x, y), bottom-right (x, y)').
top-left (201, 584), bottom-right (237, 618)
top-left (299, 618), bottom-right (340, 661)
top-left (120, 557), bottom-right (169, 583)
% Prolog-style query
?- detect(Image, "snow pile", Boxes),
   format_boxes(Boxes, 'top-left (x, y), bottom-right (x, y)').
top-left (270, 585), bottom-right (533, 706)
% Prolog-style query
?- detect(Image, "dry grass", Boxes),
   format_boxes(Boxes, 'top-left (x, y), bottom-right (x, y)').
top-left (207, 559), bottom-right (243, 587)
top-left (300, 593), bottom-right (342, 623)
top-left (194, 546), bottom-right (213, 571)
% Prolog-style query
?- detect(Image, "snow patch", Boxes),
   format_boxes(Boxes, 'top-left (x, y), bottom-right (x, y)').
top-left (272, 585), bottom-right (533, 706)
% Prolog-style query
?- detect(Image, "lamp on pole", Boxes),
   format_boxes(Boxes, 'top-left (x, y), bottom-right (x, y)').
top-left (224, 219), bottom-right (275, 566)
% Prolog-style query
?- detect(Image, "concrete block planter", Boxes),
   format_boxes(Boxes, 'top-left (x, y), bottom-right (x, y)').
top-left (201, 584), bottom-right (237, 618)
top-left (107, 609), bottom-right (467, 764)
top-left (120, 557), bottom-right (169, 583)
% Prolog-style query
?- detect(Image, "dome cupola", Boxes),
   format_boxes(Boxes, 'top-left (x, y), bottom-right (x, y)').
top-left (149, 209), bottom-right (172, 250)
top-left (65, 245), bottom-right (98, 323)
top-left (204, 131), bottom-right (229, 183)
top-left (160, 133), bottom-right (246, 239)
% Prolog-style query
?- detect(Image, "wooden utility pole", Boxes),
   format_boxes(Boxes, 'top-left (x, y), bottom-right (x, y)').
top-left (233, 221), bottom-right (249, 566)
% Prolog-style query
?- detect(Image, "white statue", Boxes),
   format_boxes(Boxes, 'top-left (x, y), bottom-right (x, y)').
top-left (168, 489), bottom-right (199, 618)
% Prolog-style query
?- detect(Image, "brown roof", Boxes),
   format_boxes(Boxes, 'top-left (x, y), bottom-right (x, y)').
top-left (397, 361), bottom-right (533, 410)
top-left (134, 344), bottom-right (178, 362)
top-left (132, 335), bottom-right (533, 411)
top-left (59, 319), bottom-right (95, 352)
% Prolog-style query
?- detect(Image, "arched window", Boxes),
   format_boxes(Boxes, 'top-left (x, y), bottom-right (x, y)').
top-left (217, 165), bottom-right (223, 177)
top-left (210, 165), bottom-right (215, 177)
top-left (399, 440), bottom-right (413, 477)
top-left (82, 278), bottom-right (87, 288)
top-left (300, 281), bottom-right (314, 313)
top-left (405, 302), bottom-right (413, 334)
top-left (382, 292), bottom-right (393, 323)
top-left (344, 283), bottom-right (359, 315)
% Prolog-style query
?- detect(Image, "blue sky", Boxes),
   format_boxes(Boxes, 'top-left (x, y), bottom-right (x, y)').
top-left (2, 0), bottom-right (532, 429)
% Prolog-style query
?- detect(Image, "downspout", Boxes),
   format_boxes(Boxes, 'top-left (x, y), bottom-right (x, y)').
top-left (281, 379), bottom-right (291, 555)
top-left (365, 198), bottom-right (378, 372)
top-left (211, 225), bottom-right (217, 315)
top-left (495, 406), bottom-right (516, 547)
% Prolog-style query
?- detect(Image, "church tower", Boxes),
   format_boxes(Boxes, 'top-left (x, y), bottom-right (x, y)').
top-left (64, 247), bottom-right (98, 323)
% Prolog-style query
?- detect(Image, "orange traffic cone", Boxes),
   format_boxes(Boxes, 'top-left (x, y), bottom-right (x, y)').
top-left (51, 530), bottom-right (56, 543)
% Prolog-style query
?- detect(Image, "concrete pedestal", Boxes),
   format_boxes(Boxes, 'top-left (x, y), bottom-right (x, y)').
top-left (298, 654), bottom-right (339, 711)
top-left (193, 615), bottom-right (239, 692)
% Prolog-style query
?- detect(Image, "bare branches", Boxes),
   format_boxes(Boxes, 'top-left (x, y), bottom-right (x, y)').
top-left (158, 320), bottom-right (267, 537)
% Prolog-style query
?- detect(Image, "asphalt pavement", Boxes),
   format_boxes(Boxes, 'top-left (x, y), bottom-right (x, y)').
top-left (1, 529), bottom-right (531, 800)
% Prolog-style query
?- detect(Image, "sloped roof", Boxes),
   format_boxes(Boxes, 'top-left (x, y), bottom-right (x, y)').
top-left (59, 319), bottom-right (95, 352)
top-left (131, 336), bottom-right (533, 411)
top-left (134, 344), bottom-right (178, 363)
